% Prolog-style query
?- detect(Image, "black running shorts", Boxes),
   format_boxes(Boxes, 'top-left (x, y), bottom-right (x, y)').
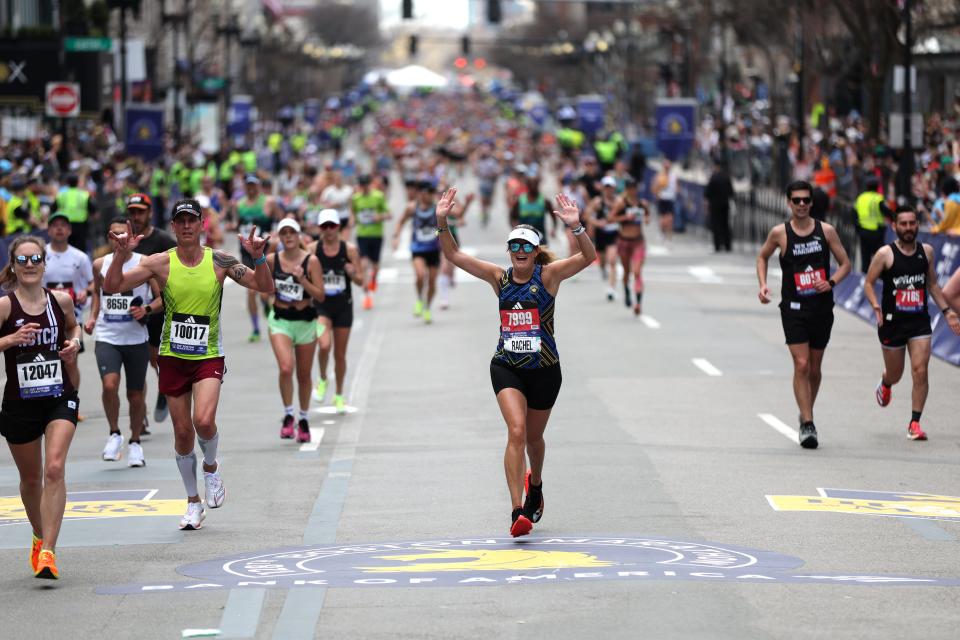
top-left (316, 296), bottom-right (353, 329)
top-left (412, 250), bottom-right (440, 268)
top-left (781, 309), bottom-right (834, 350)
top-left (357, 237), bottom-right (383, 263)
top-left (490, 361), bottom-right (562, 411)
top-left (595, 229), bottom-right (618, 253)
top-left (878, 316), bottom-right (932, 349)
top-left (0, 391), bottom-right (79, 445)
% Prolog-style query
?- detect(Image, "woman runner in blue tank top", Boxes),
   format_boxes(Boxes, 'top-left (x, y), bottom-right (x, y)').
top-left (436, 188), bottom-right (596, 538)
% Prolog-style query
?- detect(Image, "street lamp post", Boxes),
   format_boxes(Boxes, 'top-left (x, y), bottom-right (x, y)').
top-left (106, 0), bottom-right (140, 141)
top-left (162, 1), bottom-right (187, 143)
top-left (900, 0), bottom-right (914, 205)
top-left (217, 14), bottom-right (241, 116)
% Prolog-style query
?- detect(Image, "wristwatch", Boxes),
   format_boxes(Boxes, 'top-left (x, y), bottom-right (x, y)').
top-left (144, 304), bottom-right (153, 315)
top-left (828, 278), bottom-right (836, 288)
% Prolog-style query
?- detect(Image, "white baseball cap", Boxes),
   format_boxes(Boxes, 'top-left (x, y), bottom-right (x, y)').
top-left (507, 227), bottom-right (542, 246)
top-left (276, 218), bottom-right (301, 234)
top-left (318, 209), bottom-right (341, 226)
top-left (601, 176), bottom-right (617, 188)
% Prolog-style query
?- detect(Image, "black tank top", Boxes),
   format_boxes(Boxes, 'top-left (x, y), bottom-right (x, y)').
top-left (778, 219), bottom-right (833, 313)
top-left (272, 250), bottom-right (316, 321)
top-left (881, 242), bottom-right (929, 321)
top-left (316, 241), bottom-right (352, 303)
top-left (1, 289), bottom-right (74, 402)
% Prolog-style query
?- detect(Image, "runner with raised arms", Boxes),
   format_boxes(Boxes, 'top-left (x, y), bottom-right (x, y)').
top-left (436, 187), bottom-right (596, 538)
top-left (103, 199), bottom-right (273, 530)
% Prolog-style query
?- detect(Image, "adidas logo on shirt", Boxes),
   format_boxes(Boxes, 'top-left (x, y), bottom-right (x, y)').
top-left (512, 302), bottom-right (524, 310)
top-left (33, 353), bottom-right (46, 363)
top-left (184, 316), bottom-right (196, 324)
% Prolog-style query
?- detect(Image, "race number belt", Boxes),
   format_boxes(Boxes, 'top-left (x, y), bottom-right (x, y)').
top-left (103, 293), bottom-right (135, 322)
top-left (794, 268), bottom-right (827, 296)
top-left (16, 351), bottom-right (63, 399)
top-left (500, 300), bottom-right (541, 354)
top-left (895, 288), bottom-right (925, 312)
top-left (169, 313), bottom-right (210, 355)
top-left (323, 270), bottom-right (346, 295)
top-left (274, 277), bottom-right (304, 303)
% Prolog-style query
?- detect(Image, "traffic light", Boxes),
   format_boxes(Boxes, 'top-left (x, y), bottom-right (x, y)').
top-left (461, 35), bottom-right (470, 56)
top-left (487, 0), bottom-right (501, 24)
top-left (402, 0), bottom-right (413, 19)
top-left (408, 34), bottom-right (418, 57)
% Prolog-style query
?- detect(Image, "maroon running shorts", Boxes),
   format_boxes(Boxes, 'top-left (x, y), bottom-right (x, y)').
top-left (158, 355), bottom-right (225, 397)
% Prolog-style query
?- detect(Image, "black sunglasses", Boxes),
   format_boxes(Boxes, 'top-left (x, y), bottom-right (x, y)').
top-left (15, 254), bottom-right (44, 266)
top-left (319, 223), bottom-right (339, 230)
top-left (508, 242), bottom-right (536, 254)
top-left (790, 197), bottom-right (812, 205)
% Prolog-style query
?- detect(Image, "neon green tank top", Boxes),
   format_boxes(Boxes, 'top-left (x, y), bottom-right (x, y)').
top-left (160, 248), bottom-right (224, 360)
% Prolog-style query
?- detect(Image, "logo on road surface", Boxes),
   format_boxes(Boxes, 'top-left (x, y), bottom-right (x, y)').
top-left (767, 488), bottom-right (960, 521)
top-left (95, 536), bottom-right (960, 594)
top-left (0, 490), bottom-right (182, 527)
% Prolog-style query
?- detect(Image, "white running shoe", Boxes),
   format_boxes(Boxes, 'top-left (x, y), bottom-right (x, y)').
top-left (179, 502), bottom-right (205, 530)
top-left (204, 462), bottom-right (225, 509)
top-left (127, 442), bottom-right (145, 467)
top-left (102, 433), bottom-right (123, 461)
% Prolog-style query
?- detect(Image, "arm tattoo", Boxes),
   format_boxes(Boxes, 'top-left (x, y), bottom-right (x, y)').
top-left (231, 265), bottom-right (248, 281)
top-left (213, 251), bottom-right (241, 269)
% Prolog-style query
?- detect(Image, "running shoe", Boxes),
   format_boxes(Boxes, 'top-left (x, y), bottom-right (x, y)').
top-left (369, 277), bottom-right (378, 293)
top-left (30, 534), bottom-right (41, 573)
top-left (248, 331), bottom-right (261, 343)
top-left (876, 380), bottom-right (891, 407)
top-left (334, 394), bottom-right (347, 414)
top-left (313, 378), bottom-right (328, 403)
top-left (179, 502), bottom-right (206, 530)
top-left (799, 423), bottom-right (819, 449)
top-left (280, 415), bottom-right (295, 439)
top-left (297, 419), bottom-right (311, 443)
top-left (606, 287), bottom-right (615, 302)
top-left (127, 442), bottom-right (145, 468)
top-left (102, 432), bottom-right (123, 461)
top-left (423, 309), bottom-right (432, 324)
top-left (154, 394), bottom-right (169, 423)
top-left (204, 463), bottom-right (225, 508)
top-left (510, 509), bottom-right (533, 538)
top-left (141, 416), bottom-right (151, 437)
top-left (907, 421), bottom-right (927, 441)
top-left (413, 299), bottom-right (424, 317)
top-left (362, 295), bottom-right (374, 310)
top-left (633, 303), bottom-right (641, 317)
top-left (34, 550), bottom-right (58, 579)
top-left (523, 471), bottom-right (544, 523)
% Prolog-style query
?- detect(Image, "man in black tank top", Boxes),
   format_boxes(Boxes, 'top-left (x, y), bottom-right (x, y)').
top-left (757, 180), bottom-right (852, 449)
top-left (863, 205), bottom-right (960, 441)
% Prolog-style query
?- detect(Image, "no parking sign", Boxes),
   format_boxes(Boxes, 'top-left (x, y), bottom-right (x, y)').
top-left (45, 82), bottom-right (80, 118)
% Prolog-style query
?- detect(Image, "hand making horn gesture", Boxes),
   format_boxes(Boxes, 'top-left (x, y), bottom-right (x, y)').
top-left (110, 220), bottom-right (144, 255)
top-left (239, 226), bottom-right (269, 261)
top-left (553, 192), bottom-right (582, 228)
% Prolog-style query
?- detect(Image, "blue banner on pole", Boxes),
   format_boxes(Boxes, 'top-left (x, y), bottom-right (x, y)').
top-left (655, 99), bottom-right (697, 161)
top-left (227, 96), bottom-right (253, 137)
top-left (576, 95), bottom-right (605, 138)
top-left (125, 105), bottom-right (164, 161)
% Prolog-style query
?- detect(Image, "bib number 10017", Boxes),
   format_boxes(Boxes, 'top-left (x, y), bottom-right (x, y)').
top-left (169, 313), bottom-right (210, 355)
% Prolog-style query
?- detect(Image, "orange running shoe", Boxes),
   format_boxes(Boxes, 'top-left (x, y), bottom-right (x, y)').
top-left (34, 549), bottom-right (58, 579)
top-left (369, 278), bottom-right (378, 293)
top-left (30, 534), bottom-right (42, 572)
top-left (362, 295), bottom-right (374, 310)
top-left (907, 421), bottom-right (927, 441)
top-left (510, 508), bottom-right (533, 538)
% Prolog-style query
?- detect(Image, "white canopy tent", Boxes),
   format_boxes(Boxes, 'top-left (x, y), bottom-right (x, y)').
top-left (382, 65), bottom-right (449, 90)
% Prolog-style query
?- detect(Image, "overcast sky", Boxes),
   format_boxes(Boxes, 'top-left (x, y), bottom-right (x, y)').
top-left (380, 0), bottom-right (470, 29)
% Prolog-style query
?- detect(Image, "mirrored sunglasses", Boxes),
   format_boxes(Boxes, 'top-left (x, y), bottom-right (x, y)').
top-left (508, 242), bottom-right (536, 254)
top-left (15, 254), bottom-right (44, 266)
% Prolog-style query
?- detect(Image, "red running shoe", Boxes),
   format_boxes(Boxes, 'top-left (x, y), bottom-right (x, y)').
top-left (296, 419), bottom-right (311, 443)
top-left (907, 421), bottom-right (927, 441)
top-left (510, 513), bottom-right (533, 538)
top-left (279, 415), bottom-right (295, 439)
top-left (876, 380), bottom-right (891, 407)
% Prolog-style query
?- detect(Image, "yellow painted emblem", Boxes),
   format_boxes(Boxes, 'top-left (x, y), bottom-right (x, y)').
top-left (358, 548), bottom-right (613, 573)
top-left (0, 497), bottom-right (184, 524)
top-left (767, 490), bottom-right (960, 520)
top-left (668, 119), bottom-right (683, 135)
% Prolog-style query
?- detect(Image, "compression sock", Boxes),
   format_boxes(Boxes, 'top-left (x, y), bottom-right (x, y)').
top-left (197, 433), bottom-right (219, 467)
top-left (298, 409), bottom-right (309, 421)
top-left (250, 314), bottom-right (260, 333)
top-left (911, 410), bottom-right (922, 422)
top-left (284, 405), bottom-right (295, 417)
top-left (175, 452), bottom-right (199, 497)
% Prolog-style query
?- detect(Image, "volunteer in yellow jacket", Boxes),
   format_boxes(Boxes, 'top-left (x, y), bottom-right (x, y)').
top-left (103, 198), bottom-right (274, 531)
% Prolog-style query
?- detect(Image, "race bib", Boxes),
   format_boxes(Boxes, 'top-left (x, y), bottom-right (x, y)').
top-left (103, 293), bottom-right (135, 322)
top-left (500, 306), bottom-right (541, 333)
top-left (603, 223), bottom-right (619, 233)
top-left (323, 270), bottom-right (346, 295)
top-left (16, 351), bottom-right (63, 399)
top-left (275, 277), bottom-right (304, 303)
top-left (357, 209), bottom-right (377, 225)
top-left (500, 301), bottom-right (541, 354)
top-left (48, 281), bottom-right (76, 302)
top-left (895, 288), bottom-right (925, 312)
top-left (170, 313), bottom-right (210, 355)
top-left (794, 268), bottom-right (827, 296)
top-left (504, 336), bottom-right (542, 353)
top-left (414, 225), bottom-right (436, 243)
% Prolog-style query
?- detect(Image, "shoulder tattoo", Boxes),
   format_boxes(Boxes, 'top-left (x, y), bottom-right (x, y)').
top-left (213, 250), bottom-right (241, 269)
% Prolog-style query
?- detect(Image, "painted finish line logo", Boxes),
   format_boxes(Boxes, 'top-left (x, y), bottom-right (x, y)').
top-left (96, 536), bottom-right (960, 594)
top-left (767, 488), bottom-right (960, 521)
top-left (0, 490), bottom-right (182, 527)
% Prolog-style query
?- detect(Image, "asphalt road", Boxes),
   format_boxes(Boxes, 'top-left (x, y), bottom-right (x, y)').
top-left (1, 170), bottom-right (959, 639)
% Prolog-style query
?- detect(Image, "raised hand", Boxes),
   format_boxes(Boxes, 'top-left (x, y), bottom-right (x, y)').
top-left (553, 192), bottom-right (582, 228)
top-left (436, 188), bottom-right (458, 220)
top-left (109, 220), bottom-right (144, 254)
top-left (240, 226), bottom-right (269, 260)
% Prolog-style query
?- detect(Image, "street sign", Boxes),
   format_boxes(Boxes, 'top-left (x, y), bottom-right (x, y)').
top-left (64, 37), bottom-right (113, 52)
top-left (889, 113), bottom-right (923, 149)
top-left (45, 82), bottom-right (80, 117)
top-left (200, 77), bottom-right (225, 91)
